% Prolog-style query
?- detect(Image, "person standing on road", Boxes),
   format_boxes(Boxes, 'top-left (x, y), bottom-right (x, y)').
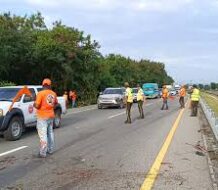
top-left (34, 78), bottom-right (58, 158)
top-left (190, 84), bottom-right (200, 117)
top-left (137, 84), bottom-right (145, 119)
top-left (124, 82), bottom-right (133, 124)
top-left (70, 90), bottom-right (77, 108)
top-left (179, 85), bottom-right (186, 108)
top-left (161, 85), bottom-right (169, 110)
top-left (63, 91), bottom-right (68, 108)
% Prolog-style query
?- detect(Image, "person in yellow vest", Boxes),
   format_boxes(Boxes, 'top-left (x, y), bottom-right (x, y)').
top-left (161, 85), bottom-right (169, 110)
top-left (137, 84), bottom-right (146, 119)
top-left (179, 85), bottom-right (186, 108)
top-left (190, 84), bottom-right (200, 116)
top-left (124, 82), bottom-right (133, 124)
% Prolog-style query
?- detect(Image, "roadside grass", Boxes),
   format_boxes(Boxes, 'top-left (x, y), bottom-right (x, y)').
top-left (201, 92), bottom-right (218, 117)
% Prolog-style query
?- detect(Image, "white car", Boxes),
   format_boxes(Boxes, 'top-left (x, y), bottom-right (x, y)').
top-left (97, 88), bottom-right (125, 109)
top-left (0, 85), bottom-right (67, 141)
top-left (170, 89), bottom-right (177, 96)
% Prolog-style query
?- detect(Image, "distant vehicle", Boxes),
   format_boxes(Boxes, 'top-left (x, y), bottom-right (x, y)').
top-left (166, 85), bottom-right (173, 90)
top-left (97, 87), bottom-right (125, 109)
top-left (132, 88), bottom-right (138, 103)
top-left (174, 84), bottom-right (181, 94)
top-left (170, 89), bottom-right (177, 96)
top-left (143, 83), bottom-right (159, 99)
top-left (0, 86), bottom-right (67, 141)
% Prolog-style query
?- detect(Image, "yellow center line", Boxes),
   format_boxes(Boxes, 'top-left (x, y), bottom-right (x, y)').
top-left (140, 101), bottom-right (188, 190)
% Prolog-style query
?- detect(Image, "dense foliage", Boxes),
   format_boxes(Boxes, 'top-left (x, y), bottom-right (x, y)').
top-left (0, 12), bottom-right (173, 104)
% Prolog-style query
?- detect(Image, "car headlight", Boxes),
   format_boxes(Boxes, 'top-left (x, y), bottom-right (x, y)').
top-left (115, 98), bottom-right (120, 102)
top-left (0, 109), bottom-right (3, 116)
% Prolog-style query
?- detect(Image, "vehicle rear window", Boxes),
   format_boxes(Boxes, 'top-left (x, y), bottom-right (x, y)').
top-left (0, 88), bottom-right (20, 101)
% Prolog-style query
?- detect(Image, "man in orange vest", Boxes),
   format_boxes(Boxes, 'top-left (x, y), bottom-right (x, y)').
top-left (34, 78), bottom-right (58, 158)
top-left (179, 85), bottom-right (186, 108)
top-left (161, 85), bottom-right (169, 110)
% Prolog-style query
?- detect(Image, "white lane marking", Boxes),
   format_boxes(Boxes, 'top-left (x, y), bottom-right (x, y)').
top-left (0, 146), bottom-right (28, 157)
top-left (67, 107), bottom-right (96, 115)
top-left (108, 102), bottom-right (154, 119)
top-left (108, 111), bottom-right (126, 119)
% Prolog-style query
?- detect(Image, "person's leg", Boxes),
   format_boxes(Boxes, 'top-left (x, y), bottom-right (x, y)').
top-left (127, 103), bottom-right (132, 123)
top-left (140, 101), bottom-right (144, 118)
top-left (36, 119), bottom-right (48, 157)
top-left (47, 119), bottom-right (55, 154)
top-left (181, 97), bottom-right (185, 108)
top-left (138, 101), bottom-right (142, 118)
top-left (191, 101), bottom-right (195, 116)
top-left (161, 99), bottom-right (164, 110)
top-left (195, 101), bottom-right (198, 116)
top-left (179, 97), bottom-right (183, 108)
top-left (125, 103), bottom-right (130, 123)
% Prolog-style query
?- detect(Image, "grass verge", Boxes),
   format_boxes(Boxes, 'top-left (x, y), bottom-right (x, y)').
top-left (201, 92), bottom-right (218, 117)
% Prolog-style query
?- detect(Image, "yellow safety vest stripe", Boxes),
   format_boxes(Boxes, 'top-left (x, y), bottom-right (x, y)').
top-left (191, 89), bottom-right (200, 101)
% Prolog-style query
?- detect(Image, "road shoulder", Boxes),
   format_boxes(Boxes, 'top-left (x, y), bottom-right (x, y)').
top-left (154, 106), bottom-right (213, 190)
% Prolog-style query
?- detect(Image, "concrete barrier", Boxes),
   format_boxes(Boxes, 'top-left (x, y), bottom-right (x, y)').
top-left (200, 98), bottom-right (218, 141)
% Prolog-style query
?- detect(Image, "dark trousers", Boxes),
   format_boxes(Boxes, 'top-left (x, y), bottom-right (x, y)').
top-left (191, 101), bottom-right (199, 116)
top-left (179, 97), bottom-right (185, 108)
top-left (161, 99), bottom-right (168, 110)
top-left (126, 102), bottom-right (133, 123)
top-left (138, 100), bottom-right (144, 118)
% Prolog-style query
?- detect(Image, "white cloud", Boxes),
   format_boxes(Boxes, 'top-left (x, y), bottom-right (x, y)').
top-left (24, 0), bottom-right (195, 12)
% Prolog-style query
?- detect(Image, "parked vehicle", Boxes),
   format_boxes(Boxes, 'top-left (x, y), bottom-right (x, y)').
top-left (0, 86), bottom-right (67, 141)
top-left (97, 88), bottom-right (125, 109)
top-left (143, 83), bottom-right (159, 99)
top-left (174, 84), bottom-right (181, 94)
top-left (170, 89), bottom-right (177, 96)
top-left (132, 88), bottom-right (138, 103)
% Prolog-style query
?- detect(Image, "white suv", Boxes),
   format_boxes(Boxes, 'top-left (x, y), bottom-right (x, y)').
top-left (0, 86), bottom-right (67, 141)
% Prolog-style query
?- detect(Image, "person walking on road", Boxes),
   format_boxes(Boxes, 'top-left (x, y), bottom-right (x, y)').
top-left (190, 84), bottom-right (200, 117)
top-left (179, 85), bottom-right (186, 108)
top-left (69, 90), bottom-right (77, 108)
top-left (137, 84), bottom-right (145, 119)
top-left (34, 78), bottom-right (58, 158)
top-left (161, 85), bottom-right (169, 110)
top-left (124, 82), bottom-right (133, 124)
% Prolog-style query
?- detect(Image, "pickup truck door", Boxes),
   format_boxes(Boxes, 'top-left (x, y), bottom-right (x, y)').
top-left (21, 88), bottom-right (36, 125)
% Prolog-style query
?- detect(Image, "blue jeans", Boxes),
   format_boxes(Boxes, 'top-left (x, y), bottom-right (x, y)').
top-left (36, 119), bottom-right (55, 157)
top-left (72, 100), bottom-right (76, 108)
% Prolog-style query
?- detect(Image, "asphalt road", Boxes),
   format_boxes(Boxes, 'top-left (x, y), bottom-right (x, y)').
top-left (0, 98), bottom-right (211, 190)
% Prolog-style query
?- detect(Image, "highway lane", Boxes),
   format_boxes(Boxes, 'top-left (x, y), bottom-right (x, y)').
top-left (0, 98), bottom-right (188, 189)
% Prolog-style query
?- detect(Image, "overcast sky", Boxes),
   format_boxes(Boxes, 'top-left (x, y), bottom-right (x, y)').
top-left (1, 0), bottom-right (218, 84)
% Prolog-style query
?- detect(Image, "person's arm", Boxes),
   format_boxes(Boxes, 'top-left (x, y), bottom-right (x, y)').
top-left (34, 93), bottom-right (42, 110)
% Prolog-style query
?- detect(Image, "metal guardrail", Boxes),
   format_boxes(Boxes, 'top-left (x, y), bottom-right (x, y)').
top-left (200, 98), bottom-right (218, 141)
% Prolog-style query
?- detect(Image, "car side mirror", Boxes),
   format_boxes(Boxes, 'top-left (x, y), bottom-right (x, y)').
top-left (99, 92), bottom-right (103, 95)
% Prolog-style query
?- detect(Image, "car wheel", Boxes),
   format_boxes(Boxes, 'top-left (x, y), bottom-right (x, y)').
top-left (54, 109), bottom-right (61, 128)
top-left (98, 104), bottom-right (103, 109)
top-left (4, 116), bottom-right (23, 141)
top-left (119, 100), bottom-right (125, 109)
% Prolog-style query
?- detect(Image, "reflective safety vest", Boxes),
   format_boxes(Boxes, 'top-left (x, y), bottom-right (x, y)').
top-left (125, 87), bottom-right (133, 103)
top-left (180, 88), bottom-right (186, 97)
top-left (191, 88), bottom-right (200, 101)
top-left (137, 88), bottom-right (144, 101)
top-left (162, 88), bottom-right (169, 99)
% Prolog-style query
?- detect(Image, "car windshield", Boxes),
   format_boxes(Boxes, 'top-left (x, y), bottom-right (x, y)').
top-left (103, 89), bottom-right (123, 95)
top-left (0, 88), bottom-right (20, 101)
top-left (132, 88), bottom-right (138, 93)
top-left (144, 88), bottom-right (153, 91)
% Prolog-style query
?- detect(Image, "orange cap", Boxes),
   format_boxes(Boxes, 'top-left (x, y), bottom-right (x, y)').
top-left (42, 78), bottom-right (51, 86)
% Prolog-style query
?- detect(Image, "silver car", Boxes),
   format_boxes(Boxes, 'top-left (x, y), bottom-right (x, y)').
top-left (97, 88), bottom-right (125, 109)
